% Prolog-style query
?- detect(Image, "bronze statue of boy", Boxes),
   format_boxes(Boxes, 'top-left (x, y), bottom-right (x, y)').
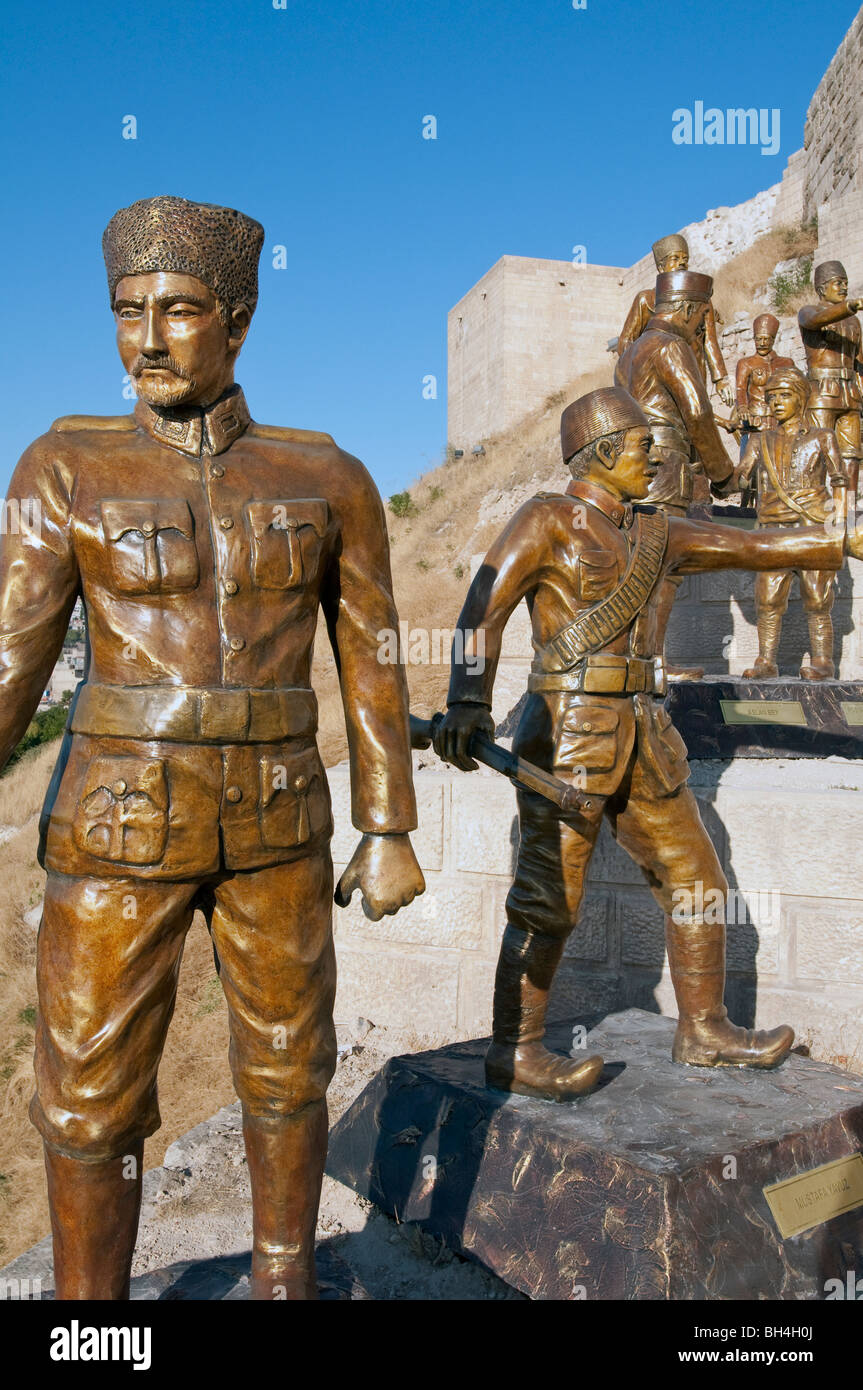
top-left (434, 386), bottom-right (860, 1102)
top-left (0, 196), bottom-right (424, 1300)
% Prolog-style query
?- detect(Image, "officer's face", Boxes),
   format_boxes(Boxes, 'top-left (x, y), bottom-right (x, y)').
top-left (114, 272), bottom-right (249, 409)
top-left (601, 427), bottom-right (655, 501)
top-left (659, 252), bottom-right (688, 273)
top-left (818, 277), bottom-right (848, 304)
top-left (766, 386), bottom-right (800, 424)
top-left (754, 333), bottom-right (775, 355)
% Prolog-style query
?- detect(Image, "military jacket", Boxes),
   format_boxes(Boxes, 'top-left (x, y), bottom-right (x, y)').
top-left (447, 479), bottom-right (844, 797)
top-left (738, 422), bottom-right (846, 527)
top-left (616, 286), bottom-right (727, 387)
top-left (735, 350), bottom-right (795, 429)
top-left (0, 387), bottom-right (417, 879)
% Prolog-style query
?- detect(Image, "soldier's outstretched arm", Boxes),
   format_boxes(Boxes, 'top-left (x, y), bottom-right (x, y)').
top-left (668, 511), bottom-right (848, 577)
top-left (321, 449), bottom-right (424, 919)
top-left (437, 503), bottom-right (542, 770)
top-left (799, 298), bottom-right (863, 329)
top-left (0, 435), bottom-right (80, 771)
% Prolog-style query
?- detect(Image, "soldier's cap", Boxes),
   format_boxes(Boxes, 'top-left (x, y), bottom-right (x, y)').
top-left (561, 388), bottom-right (650, 463)
top-left (655, 269), bottom-right (713, 306)
top-left (652, 233), bottom-right (689, 267)
top-left (765, 364), bottom-right (809, 399)
top-left (103, 195), bottom-right (265, 311)
top-left (753, 312), bottom-right (780, 336)
top-left (814, 259), bottom-right (847, 288)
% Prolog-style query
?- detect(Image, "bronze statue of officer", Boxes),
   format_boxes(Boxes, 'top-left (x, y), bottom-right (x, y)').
top-left (735, 313), bottom-right (795, 446)
top-left (799, 259), bottom-right (863, 487)
top-left (616, 233), bottom-right (733, 408)
top-left (434, 386), bottom-right (860, 1102)
top-left (738, 365), bottom-right (847, 680)
top-left (0, 196), bottom-right (424, 1300)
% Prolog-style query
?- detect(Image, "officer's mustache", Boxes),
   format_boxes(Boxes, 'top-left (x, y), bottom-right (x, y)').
top-left (131, 354), bottom-right (192, 380)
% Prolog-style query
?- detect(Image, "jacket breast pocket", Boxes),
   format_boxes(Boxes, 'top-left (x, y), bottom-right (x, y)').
top-left (246, 499), bottom-right (328, 590)
top-left (555, 705), bottom-right (619, 771)
top-left (72, 756), bottom-right (169, 865)
top-left (576, 550), bottom-right (618, 602)
top-left (258, 746), bottom-right (331, 849)
top-left (100, 499), bottom-right (199, 595)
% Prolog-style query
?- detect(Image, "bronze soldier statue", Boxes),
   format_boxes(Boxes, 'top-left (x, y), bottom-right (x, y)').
top-left (737, 365), bottom-right (847, 680)
top-left (0, 196), bottom-right (424, 1300)
top-left (615, 269), bottom-right (736, 679)
top-left (434, 386), bottom-right (860, 1102)
top-left (735, 313), bottom-right (794, 448)
top-left (799, 259), bottom-right (863, 487)
top-left (616, 234), bottom-right (734, 409)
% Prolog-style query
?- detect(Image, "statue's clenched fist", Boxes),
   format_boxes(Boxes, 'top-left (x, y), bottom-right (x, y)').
top-left (335, 833), bottom-right (425, 921)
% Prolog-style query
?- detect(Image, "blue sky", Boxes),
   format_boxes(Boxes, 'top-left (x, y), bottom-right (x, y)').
top-left (1, 0), bottom-right (858, 496)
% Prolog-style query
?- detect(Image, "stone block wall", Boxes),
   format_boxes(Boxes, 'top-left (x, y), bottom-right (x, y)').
top-left (329, 752), bottom-right (863, 1070)
top-left (802, 5), bottom-right (863, 217)
top-left (815, 185), bottom-right (863, 290)
top-left (447, 255), bottom-right (626, 451)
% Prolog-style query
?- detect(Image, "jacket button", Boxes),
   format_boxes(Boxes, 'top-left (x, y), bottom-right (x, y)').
top-left (210, 464), bottom-right (225, 478)
top-left (141, 521), bottom-right (156, 537)
top-left (284, 517), bottom-right (299, 529)
top-left (219, 516), bottom-right (234, 530)
top-left (225, 785), bottom-right (243, 803)
top-left (112, 779), bottom-right (127, 796)
top-left (223, 579), bottom-right (239, 595)
top-left (293, 774), bottom-right (308, 792)
top-left (229, 636), bottom-right (245, 651)
top-left (582, 722), bottom-right (592, 732)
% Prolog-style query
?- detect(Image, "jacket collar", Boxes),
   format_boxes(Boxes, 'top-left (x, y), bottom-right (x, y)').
top-left (567, 478), bottom-right (633, 529)
top-left (134, 385), bottom-right (251, 457)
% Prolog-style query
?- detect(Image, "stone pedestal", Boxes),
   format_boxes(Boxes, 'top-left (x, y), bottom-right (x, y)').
top-left (326, 1009), bottom-right (863, 1300)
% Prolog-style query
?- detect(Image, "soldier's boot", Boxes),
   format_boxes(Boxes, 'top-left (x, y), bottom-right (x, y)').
top-left (654, 575), bottom-right (704, 681)
top-left (485, 924), bottom-right (604, 1100)
top-left (243, 1101), bottom-right (328, 1300)
top-left (667, 918), bottom-right (794, 1068)
top-left (742, 609), bottom-right (781, 679)
top-left (44, 1141), bottom-right (143, 1299)
top-left (800, 613), bottom-right (835, 681)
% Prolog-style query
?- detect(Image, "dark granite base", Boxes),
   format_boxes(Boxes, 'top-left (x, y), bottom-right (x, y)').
top-left (666, 677), bottom-right (863, 758)
top-left (326, 1009), bottom-right (863, 1300)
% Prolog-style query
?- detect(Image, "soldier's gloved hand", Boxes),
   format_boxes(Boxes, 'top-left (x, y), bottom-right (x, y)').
top-left (334, 832), bottom-right (425, 922)
top-left (433, 702), bottom-right (495, 772)
top-left (716, 377), bottom-right (734, 409)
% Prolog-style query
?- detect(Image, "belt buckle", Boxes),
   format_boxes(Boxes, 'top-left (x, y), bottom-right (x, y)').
top-left (583, 666), bottom-right (626, 694)
top-left (198, 689), bottom-right (251, 740)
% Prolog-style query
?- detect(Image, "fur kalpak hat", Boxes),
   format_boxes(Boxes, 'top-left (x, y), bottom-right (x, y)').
top-left (652, 233), bottom-right (689, 267)
top-left (813, 260), bottom-right (847, 288)
top-left (655, 269), bottom-right (713, 305)
top-left (561, 388), bottom-right (649, 463)
top-left (103, 196), bottom-right (265, 311)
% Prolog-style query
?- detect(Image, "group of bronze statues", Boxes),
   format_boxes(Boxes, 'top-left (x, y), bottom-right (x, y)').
top-left (613, 235), bottom-right (863, 680)
top-left (2, 197), bottom-right (862, 1300)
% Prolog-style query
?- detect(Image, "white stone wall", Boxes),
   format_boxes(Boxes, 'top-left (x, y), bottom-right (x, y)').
top-left (802, 5), bottom-right (863, 217)
top-left (447, 255), bottom-right (626, 450)
top-left (815, 185), bottom-right (863, 291)
top-left (329, 752), bottom-right (863, 1071)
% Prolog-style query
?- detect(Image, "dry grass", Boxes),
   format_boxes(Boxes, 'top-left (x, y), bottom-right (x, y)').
top-left (712, 221), bottom-right (818, 323)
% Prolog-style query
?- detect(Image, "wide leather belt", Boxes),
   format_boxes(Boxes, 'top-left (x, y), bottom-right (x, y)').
top-left (71, 684), bottom-right (318, 743)
top-left (528, 654), bottom-right (667, 697)
top-left (809, 367), bottom-right (851, 381)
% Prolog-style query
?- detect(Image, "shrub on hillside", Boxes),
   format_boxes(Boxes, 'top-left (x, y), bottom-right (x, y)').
top-left (389, 490), bottom-right (418, 518)
top-left (3, 693), bottom-right (72, 773)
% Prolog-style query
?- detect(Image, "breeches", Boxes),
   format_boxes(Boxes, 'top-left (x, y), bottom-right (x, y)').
top-left (754, 567), bottom-right (835, 615)
top-left (505, 753), bottom-right (725, 939)
top-left (30, 854), bottom-right (337, 1160)
top-left (807, 404), bottom-right (861, 459)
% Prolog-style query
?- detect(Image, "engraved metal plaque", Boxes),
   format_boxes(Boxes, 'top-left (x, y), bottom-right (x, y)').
top-left (720, 699), bottom-right (806, 727)
top-left (763, 1153), bottom-right (863, 1238)
top-left (841, 702), bottom-right (863, 726)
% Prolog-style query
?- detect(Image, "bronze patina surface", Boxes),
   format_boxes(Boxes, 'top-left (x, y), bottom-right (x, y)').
top-left (433, 386), bottom-right (863, 1103)
top-left (0, 195), bottom-right (424, 1300)
top-left (734, 313), bottom-right (794, 440)
top-left (737, 365), bottom-right (848, 680)
top-left (616, 234), bottom-right (733, 408)
top-left (799, 259), bottom-right (863, 484)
